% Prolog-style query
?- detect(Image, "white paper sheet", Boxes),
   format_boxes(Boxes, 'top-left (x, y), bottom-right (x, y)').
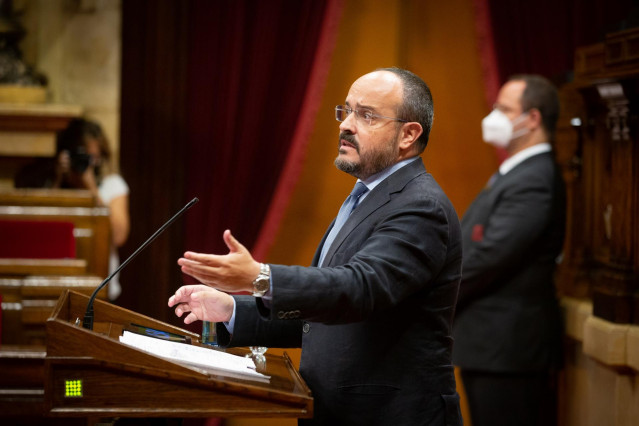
top-left (119, 330), bottom-right (270, 382)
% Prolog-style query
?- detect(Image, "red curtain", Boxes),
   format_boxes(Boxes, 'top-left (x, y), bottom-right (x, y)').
top-left (120, 1), bottom-right (190, 322)
top-left (471, 0), bottom-right (501, 110)
top-left (119, 1), bottom-right (343, 322)
top-left (183, 0), bottom-right (344, 263)
top-left (473, 0), bottom-right (638, 92)
top-left (252, 0), bottom-right (344, 261)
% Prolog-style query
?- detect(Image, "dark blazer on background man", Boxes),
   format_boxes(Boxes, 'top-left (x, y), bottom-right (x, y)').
top-left (453, 151), bottom-right (566, 372)
top-left (217, 158), bottom-right (463, 426)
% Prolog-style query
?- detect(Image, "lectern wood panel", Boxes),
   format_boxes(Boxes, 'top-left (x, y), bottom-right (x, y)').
top-left (45, 290), bottom-right (313, 418)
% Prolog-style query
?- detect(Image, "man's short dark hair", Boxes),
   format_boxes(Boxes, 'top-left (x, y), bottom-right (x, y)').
top-left (509, 74), bottom-right (560, 141)
top-left (376, 67), bottom-right (434, 153)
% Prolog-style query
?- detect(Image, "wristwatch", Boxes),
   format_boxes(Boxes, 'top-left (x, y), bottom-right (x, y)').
top-left (252, 263), bottom-right (270, 297)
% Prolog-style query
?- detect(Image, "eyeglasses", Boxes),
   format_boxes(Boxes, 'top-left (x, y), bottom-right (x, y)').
top-left (335, 105), bottom-right (407, 126)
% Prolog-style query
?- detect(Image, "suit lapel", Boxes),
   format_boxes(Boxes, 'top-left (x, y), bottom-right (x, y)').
top-left (321, 182), bottom-right (390, 264)
top-left (462, 152), bottom-right (554, 238)
top-left (319, 159), bottom-right (427, 267)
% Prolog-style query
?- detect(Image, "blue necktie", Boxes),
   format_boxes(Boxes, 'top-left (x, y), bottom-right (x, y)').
top-left (318, 182), bottom-right (368, 266)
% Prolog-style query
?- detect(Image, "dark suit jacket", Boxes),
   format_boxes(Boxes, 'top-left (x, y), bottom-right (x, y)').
top-left (217, 158), bottom-right (463, 425)
top-left (453, 151), bottom-right (566, 372)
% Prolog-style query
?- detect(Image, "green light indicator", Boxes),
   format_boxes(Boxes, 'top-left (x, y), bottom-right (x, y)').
top-left (65, 379), bottom-right (83, 397)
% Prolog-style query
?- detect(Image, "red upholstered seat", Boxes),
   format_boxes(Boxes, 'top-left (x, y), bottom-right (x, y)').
top-left (0, 220), bottom-right (76, 259)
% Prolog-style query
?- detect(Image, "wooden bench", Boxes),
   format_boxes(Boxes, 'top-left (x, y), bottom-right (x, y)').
top-left (1, 276), bottom-right (105, 345)
top-left (0, 188), bottom-right (97, 207)
top-left (0, 205), bottom-right (110, 278)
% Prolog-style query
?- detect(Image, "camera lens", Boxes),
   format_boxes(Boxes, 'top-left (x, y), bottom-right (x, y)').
top-left (71, 152), bottom-right (92, 173)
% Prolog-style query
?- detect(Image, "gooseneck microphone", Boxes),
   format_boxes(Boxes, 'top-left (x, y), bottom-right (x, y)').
top-left (82, 197), bottom-right (199, 330)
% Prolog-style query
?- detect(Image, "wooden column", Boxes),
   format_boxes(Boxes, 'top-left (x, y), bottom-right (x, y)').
top-left (556, 28), bottom-right (639, 324)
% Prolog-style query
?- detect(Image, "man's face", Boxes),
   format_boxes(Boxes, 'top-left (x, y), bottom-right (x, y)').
top-left (494, 80), bottom-right (526, 121)
top-left (335, 71), bottom-right (405, 180)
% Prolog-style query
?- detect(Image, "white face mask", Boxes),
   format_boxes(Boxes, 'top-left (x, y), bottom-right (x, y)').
top-left (481, 109), bottom-right (529, 148)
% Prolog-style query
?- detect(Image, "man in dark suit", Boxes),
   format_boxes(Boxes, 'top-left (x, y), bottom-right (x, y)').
top-left (168, 68), bottom-right (463, 425)
top-left (453, 75), bottom-right (566, 426)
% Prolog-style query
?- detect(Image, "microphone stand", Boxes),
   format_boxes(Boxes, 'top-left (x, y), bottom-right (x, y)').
top-left (82, 197), bottom-right (199, 330)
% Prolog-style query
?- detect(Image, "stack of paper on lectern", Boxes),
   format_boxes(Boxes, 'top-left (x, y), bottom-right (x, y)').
top-left (119, 330), bottom-right (270, 382)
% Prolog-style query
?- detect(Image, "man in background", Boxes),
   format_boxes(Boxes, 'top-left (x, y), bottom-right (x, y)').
top-left (169, 67), bottom-right (463, 425)
top-left (453, 74), bottom-right (566, 426)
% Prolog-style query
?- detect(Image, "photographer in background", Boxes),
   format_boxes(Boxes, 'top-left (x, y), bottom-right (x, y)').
top-left (15, 118), bottom-right (130, 301)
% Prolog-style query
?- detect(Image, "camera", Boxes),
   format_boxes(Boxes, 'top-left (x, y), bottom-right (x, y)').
top-left (67, 148), bottom-right (92, 173)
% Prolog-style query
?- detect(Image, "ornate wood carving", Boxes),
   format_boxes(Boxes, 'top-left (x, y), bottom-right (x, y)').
top-left (556, 28), bottom-right (639, 324)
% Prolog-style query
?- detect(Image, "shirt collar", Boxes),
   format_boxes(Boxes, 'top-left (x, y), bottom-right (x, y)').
top-left (356, 156), bottom-right (420, 200)
top-left (499, 143), bottom-right (552, 176)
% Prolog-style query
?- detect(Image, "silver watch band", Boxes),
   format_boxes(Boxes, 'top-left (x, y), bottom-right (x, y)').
top-left (252, 263), bottom-right (270, 297)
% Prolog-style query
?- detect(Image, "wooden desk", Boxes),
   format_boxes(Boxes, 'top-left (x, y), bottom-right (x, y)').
top-left (0, 190), bottom-right (114, 425)
top-left (0, 259), bottom-right (87, 276)
top-left (0, 205), bottom-right (110, 277)
top-left (0, 345), bottom-right (88, 425)
top-left (0, 103), bottom-right (82, 157)
top-left (0, 103), bottom-right (82, 190)
top-left (0, 344), bottom-right (47, 416)
top-left (44, 291), bottom-right (313, 419)
top-left (1, 276), bottom-right (105, 345)
top-left (0, 189), bottom-right (97, 208)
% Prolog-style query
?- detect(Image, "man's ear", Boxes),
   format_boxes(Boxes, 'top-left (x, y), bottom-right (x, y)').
top-left (527, 108), bottom-right (542, 130)
top-left (399, 122), bottom-right (423, 151)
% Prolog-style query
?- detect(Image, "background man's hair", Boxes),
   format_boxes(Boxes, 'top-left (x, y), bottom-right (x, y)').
top-left (508, 74), bottom-right (560, 141)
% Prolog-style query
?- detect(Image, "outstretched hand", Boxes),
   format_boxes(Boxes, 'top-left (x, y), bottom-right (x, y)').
top-left (177, 230), bottom-right (261, 293)
top-left (168, 284), bottom-right (235, 324)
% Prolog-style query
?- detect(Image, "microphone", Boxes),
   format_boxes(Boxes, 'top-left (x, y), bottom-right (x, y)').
top-left (81, 197), bottom-right (199, 330)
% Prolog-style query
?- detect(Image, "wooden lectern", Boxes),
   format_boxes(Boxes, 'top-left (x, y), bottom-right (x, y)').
top-left (45, 290), bottom-right (313, 419)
